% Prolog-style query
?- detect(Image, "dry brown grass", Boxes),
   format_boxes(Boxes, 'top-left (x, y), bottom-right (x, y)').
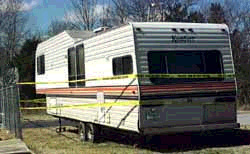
top-left (21, 112), bottom-right (250, 154)
top-left (0, 129), bottom-right (15, 141)
top-left (238, 104), bottom-right (250, 111)
top-left (23, 127), bottom-right (151, 154)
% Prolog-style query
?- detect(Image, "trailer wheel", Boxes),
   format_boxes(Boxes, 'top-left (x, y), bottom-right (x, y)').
top-left (86, 123), bottom-right (99, 143)
top-left (79, 122), bottom-right (87, 142)
top-left (136, 135), bottom-right (153, 147)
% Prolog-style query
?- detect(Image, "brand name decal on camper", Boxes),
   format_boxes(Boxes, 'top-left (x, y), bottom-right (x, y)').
top-left (172, 35), bottom-right (195, 43)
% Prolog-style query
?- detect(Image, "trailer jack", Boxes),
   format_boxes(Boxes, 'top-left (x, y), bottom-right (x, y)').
top-left (56, 117), bottom-right (66, 133)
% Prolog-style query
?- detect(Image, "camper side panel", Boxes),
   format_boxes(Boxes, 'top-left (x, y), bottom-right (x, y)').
top-left (36, 32), bottom-right (75, 90)
top-left (47, 96), bottom-right (139, 132)
top-left (46, 25), bottom-right (140, 132)
top-left (84, 25), bottom-right (138, 87)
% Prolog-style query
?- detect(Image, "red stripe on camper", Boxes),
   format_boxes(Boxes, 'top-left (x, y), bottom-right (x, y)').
top-left (36, 86), bottom-right (138, 95)
top-left (140, 82), bottom-right (235, 95)
top-left (36, 82), bottom-right (235, 96)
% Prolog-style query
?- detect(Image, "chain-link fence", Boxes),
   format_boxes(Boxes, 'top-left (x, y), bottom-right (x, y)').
top-left (0, 84), bottom-right (22, 139)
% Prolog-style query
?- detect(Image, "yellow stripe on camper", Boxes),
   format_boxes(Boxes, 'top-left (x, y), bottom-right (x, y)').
top-left (20, 100), bottom-right (223, 110)
top-left (20, 100), bottom-right (140, 110)
top-left (17, 73), bottom-right (235, 85)
top-left (20, 98), bottom-right (46, 103)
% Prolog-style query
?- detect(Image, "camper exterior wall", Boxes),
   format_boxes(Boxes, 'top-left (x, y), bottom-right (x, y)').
top-left (35, 22), bottom-right (238, 136)
top-left (132, 22), bottom-right (234, 85)
top-left (47, 96), bottom-right (139, 132)
top-left (83, 25), bottom-right (138, 87)
top-left (42, 25), bottom-right (140, 132)
top-left (36, 31), bottom-right (76, 90)
top-left (130, 22), bottom-right (237, 132)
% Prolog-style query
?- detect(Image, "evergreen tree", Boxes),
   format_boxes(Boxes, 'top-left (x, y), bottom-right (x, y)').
top-left (188, 11), bottom-right (206, 23)
top-left (208, 3), bottom-right (227, 24)
top-left (14, 37), bottom-right (41, 100)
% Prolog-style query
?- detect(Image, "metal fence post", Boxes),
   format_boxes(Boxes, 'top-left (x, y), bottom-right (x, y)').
top-left (7, 87), bottom-right (11, 132)
top-left (15, 85), bottom-right (23, 139)
top-left (5, 87), bottom-right (10, 131)
top-left (1, 88), bottom-right (5, 129)
top-left (10, 86), bottom-right (15, 134)
top-left (0, 88), bottom-right (2, 128)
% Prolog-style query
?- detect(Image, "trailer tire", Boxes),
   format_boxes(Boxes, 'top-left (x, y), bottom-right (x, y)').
top-left (79, 122), bottom-right (87, 142)
top-left (86, 123), bottom-right (99, 143)
top-left (136, 135), bottom-right (153, 147)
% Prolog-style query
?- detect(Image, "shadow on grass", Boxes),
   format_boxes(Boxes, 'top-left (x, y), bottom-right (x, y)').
top-left (98, 128), bottom-right (250, 153)
top-left (21, 115), bottom-right (250, 153)
top-left (22, 119), bottom-right (75, 128)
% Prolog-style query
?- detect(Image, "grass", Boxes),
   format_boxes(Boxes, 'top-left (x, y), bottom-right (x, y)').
top-left (23, 127), bottom-right (151, 154)
top-left (238, 104), bottom-right (250, 111)
top-left (0, 129), bottom-right (15, 141)
top-left (22, 111), bottom-right (151, 154)
top-left (21, 111), bottom-right (250, 154)
top-left (21, 109), bottom-right (57, 121)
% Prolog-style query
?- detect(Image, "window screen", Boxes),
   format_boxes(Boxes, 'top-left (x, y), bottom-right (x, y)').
top-left (76, 44), bottom-right (85, 87)
top-left (68, 45), bottom-right (86, 88)
top-left (113, 55), bottom-right (133, 75)
top-left (68, 48), bottom-right (76, 87)
top-left (148, 50), bottom-right (223, 84)
top-left (37, 55), bottom-right (45, 75)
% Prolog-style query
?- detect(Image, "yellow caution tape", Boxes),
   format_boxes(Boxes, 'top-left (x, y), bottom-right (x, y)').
top-left (20, 98), bottom-right (46, 103)
top-left (17, 73), bottom-right (235, 85)
top-left (20, 100), bottom-right (223, 110)
top-left (20, 101), bottom-right (140, 110)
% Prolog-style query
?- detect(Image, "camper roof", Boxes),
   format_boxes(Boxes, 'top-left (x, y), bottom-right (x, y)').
top-left (65, 30), bottom-right (95, 41)
top-left (129, 22), bottom-right (228, 30)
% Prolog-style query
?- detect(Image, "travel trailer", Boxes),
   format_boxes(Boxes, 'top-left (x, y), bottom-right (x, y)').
top-left (35, 22), bottom-right (239, 142)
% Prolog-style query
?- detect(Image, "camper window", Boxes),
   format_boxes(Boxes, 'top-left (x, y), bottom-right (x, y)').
top-left (76, 44), bottom-right (85, 87)
top-left (37, 55), bottom-right (45, 75)
top-left (113, 55), bottom-right (133, 75)
top-left (68, 47), bottom-right (77, 87)
top-left (68, 45), bottom-right (85, 88)
top-left (148, 50), bottom-right (223, 84)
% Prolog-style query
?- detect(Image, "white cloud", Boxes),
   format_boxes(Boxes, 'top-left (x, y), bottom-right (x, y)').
top-left (22, 0), bottom-right (39, 11)
top-left (95, 4), bottom-right (108, 16)
top-left (64, 4), bottom-right (109, 23)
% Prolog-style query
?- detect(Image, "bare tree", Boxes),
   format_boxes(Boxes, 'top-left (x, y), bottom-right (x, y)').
top-left (112, 0), bottom-right (199, 24)
top-left (0, 0), bottom-right (27, 86)
top-left (99, 5), bottom-right (115, 27)
top-left (65, 0), bottom-right (98, 30)
top-left (217, 0), bottom-right (250, 105)
top-left (128, 0), bottom-right (150, 22)
top-left (112, 0), bottom-right (130, 25)
top-left (48, 18), bottom-right (81, 37)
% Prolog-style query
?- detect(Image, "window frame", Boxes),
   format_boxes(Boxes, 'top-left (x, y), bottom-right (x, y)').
top-left (112, 55), bottom-right (133, 76)
top-left (37, 55), bottom-right (45, 75)
top-left (147, 50), bottom-right (224, 84)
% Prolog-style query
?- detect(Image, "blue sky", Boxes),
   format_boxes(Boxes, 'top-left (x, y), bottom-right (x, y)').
top-left (25, 0), bottom-right (69, 32)
top-left (25, 0), bottom-right (107, 32)
top-left (24, 0), bottom-right (218, 33)
top-left (24, 0), bottom-right (248, 33)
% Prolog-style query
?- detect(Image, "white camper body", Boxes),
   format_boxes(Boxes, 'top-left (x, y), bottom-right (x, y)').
top-left (36, 23), bottom-right (239, 139)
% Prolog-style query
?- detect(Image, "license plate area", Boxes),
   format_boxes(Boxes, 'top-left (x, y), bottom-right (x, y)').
top-left (203, 103), bottom-right (234, 124)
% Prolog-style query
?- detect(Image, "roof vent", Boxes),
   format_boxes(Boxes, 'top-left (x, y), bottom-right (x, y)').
top-left (172, 28), bottom-right (177, 32)
top-left (221, 29), bottom-right (227, 33)
top-left (188, 28), bottom-right (194, 33)
top-left (93, 27), bottom-right (110, 33)
top-left (180, 28), bottom-right (186, 32)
